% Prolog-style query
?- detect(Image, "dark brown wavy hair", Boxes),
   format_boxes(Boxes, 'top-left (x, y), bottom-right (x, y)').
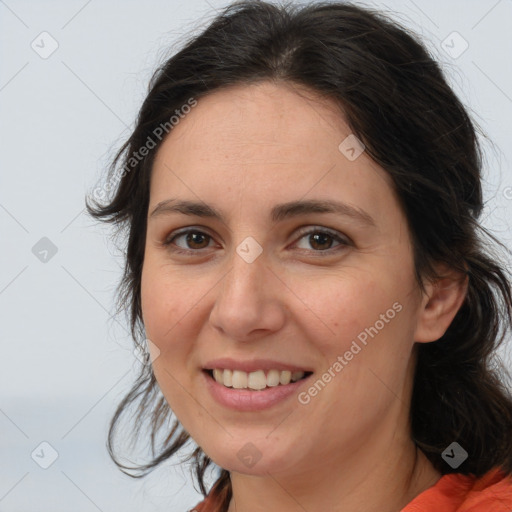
top-left (86, 1), bottom-right (512, 510)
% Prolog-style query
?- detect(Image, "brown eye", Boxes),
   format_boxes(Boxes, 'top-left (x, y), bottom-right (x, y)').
top-left (294, 227), bottom-right (350, 253)
top-left (308, 232), bottom-right (335, 250)
top-left (164, 229), bottom-right (213, 253)
top-left (183, 232), bottom-right (211, 249)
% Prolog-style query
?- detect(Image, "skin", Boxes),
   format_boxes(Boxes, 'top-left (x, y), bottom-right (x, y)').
top-left (140, 81), bottom-right (468, 512)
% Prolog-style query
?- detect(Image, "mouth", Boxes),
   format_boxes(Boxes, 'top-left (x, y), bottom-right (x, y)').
top-left (203, 368), bottom-right (313, 391)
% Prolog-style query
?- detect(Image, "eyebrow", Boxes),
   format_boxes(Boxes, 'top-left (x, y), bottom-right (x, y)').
top-left (149, 198), bottom-right (376, 228)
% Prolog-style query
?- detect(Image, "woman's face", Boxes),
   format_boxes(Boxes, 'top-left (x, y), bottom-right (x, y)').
top-left (141, 81), bottom-right (429, 476)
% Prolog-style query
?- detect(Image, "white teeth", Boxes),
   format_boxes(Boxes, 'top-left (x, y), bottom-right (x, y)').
top-left (266, 369), bottom-right (280, 387)
top-left (224, 368), bottom-right (233, 387)
top-left (232, 370), bottom-right (248, 389)
top-left (211, 369), bottom-right (306, 390)
top-left (291, 371), bottom-right (304, 382)
top-left (248, 370), bottom-right (267, 390)
top-left (280, 370), bottom-right (291, 385)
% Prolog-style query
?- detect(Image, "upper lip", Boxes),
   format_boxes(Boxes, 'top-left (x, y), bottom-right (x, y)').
top-left (203, 358), bottom-right (313, 373)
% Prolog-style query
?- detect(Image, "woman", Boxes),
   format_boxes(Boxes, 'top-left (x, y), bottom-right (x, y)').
top-left (87, 1), bottom-right (512, 511)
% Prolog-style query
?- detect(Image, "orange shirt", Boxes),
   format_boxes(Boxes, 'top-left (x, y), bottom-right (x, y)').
top-left (191, 467), bottom-right (512, 511)
top-left (402, 467), bottom-right (512, 511)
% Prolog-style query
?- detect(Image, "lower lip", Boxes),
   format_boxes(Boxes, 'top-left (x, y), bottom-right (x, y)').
top-left (203, 371), bottom-right (311, 411)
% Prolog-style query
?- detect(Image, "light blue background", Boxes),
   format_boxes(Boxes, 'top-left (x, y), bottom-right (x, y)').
top-left (1, 0), bottom-right (511, 510)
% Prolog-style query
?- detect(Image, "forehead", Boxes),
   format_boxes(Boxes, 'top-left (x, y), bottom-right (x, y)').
top-left (158, 81), bottom-right (350, 165)
top-left (150, 81), bottom-right (398, 225)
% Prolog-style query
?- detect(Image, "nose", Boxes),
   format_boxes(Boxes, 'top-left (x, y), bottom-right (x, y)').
top-left (209, 247), bottom-right (286, 342)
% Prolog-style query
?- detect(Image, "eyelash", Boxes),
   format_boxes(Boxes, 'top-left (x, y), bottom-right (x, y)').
top-left (162, 226), bottom-right (351, 256)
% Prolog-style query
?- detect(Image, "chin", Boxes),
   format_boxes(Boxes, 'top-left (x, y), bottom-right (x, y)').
top-left (203, 439), bottom-right (300, 477)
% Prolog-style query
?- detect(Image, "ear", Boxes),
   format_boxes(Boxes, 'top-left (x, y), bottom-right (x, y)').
top-left (413, 264), bottom-right (469, 343)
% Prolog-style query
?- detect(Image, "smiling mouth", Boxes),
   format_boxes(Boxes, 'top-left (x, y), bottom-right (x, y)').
top-left (204, 368), bottom-right (313, 391)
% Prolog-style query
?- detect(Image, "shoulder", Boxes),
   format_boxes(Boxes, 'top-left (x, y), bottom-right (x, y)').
top-left (457, 468), bottom-right (512, 511)
top-left (402, 467), bottom-right (512, 512)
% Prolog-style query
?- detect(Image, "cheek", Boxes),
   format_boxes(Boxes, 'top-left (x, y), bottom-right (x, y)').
top-left (140, 261), bottom-right (195, 339)
top-left (289, 271), bottom-right (402, 355)
top-left (140, 264), bottom-right (199, 417)
top-left (140, 260), bottom-right (213, 382)
top-left (140, 269), bottom-right (171, 338)
top-left (140, 263), bottom-right (189, 372)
